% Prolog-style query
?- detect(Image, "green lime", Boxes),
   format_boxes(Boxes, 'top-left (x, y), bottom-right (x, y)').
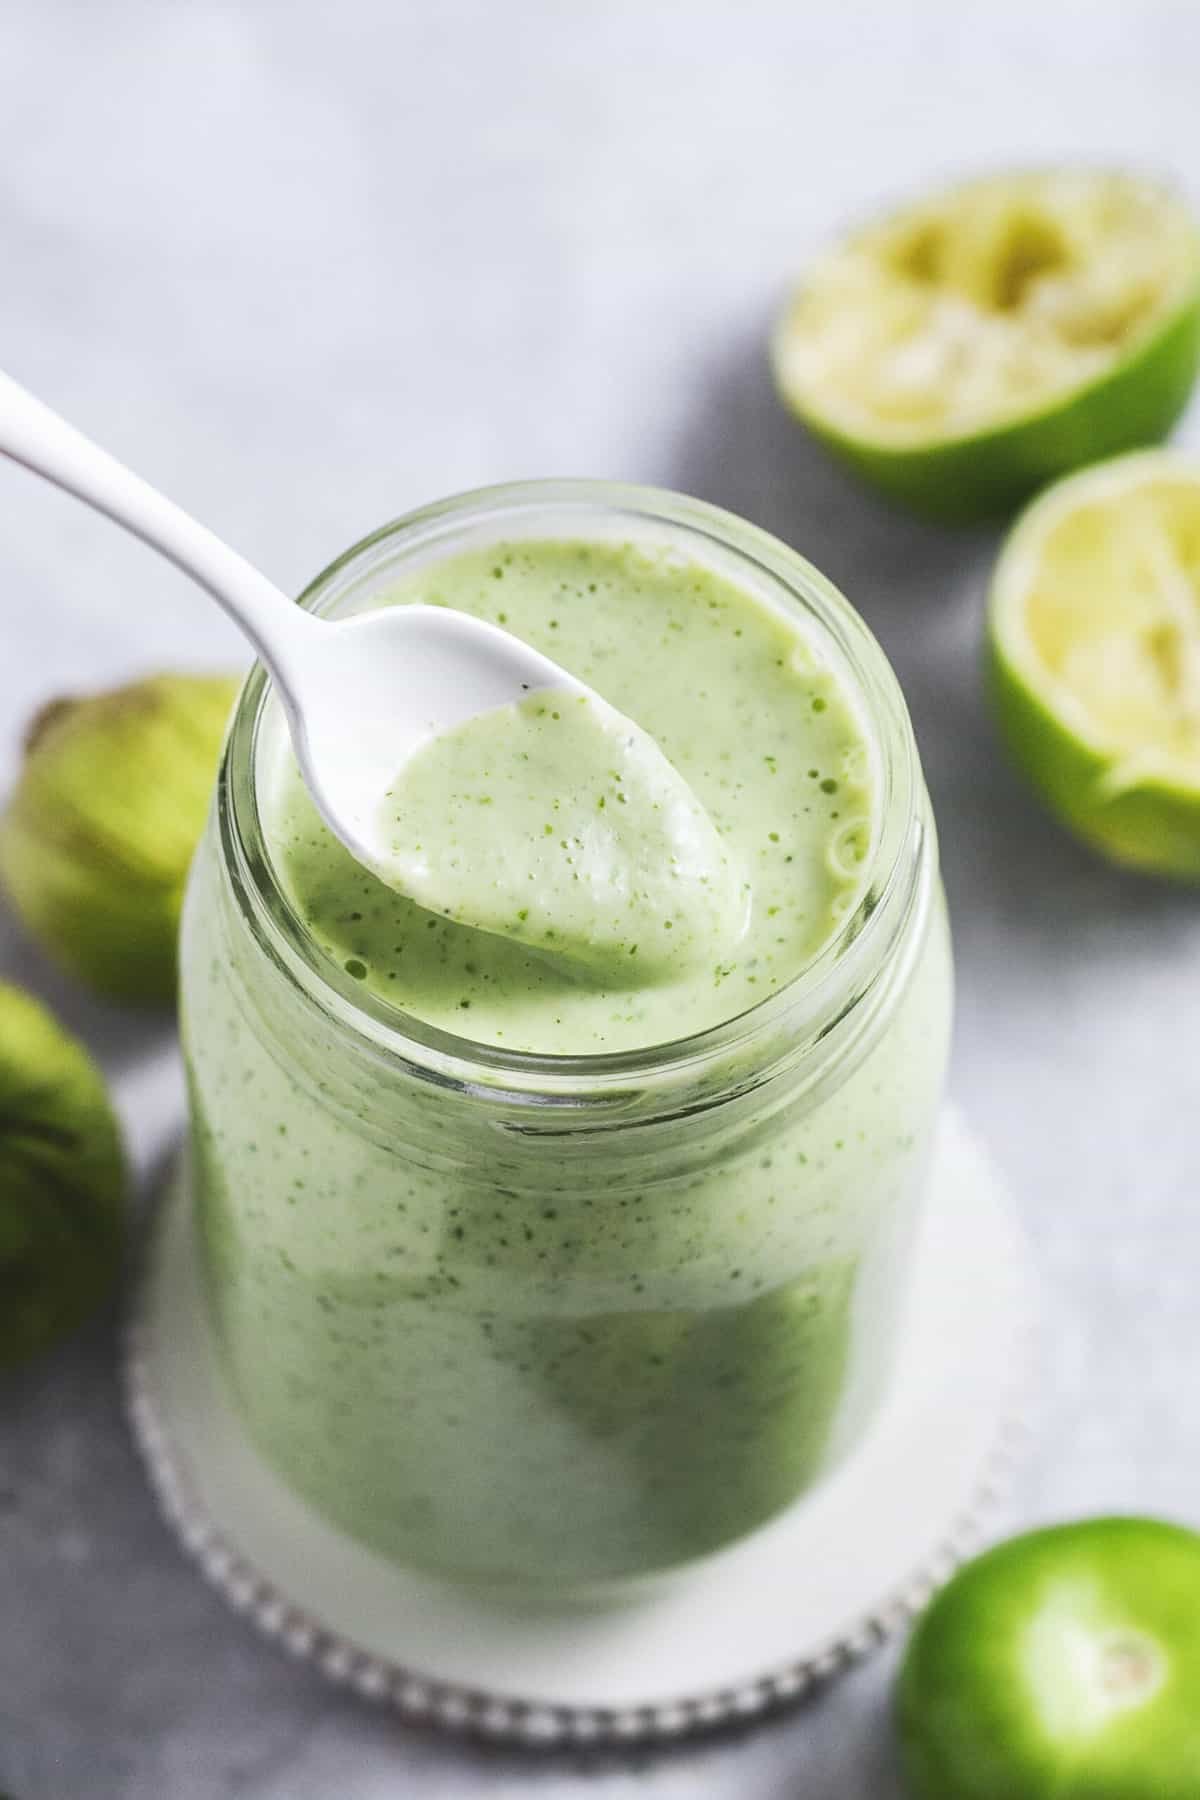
top-left (0, 981), bottom-right (126, 1364)
top-left (897, 1518), bottom-right (1200, 1799)
top-left (989, 448), bottom-right (1200, 876)
top-left (0, 672), bottom-right (238, 1005)
top-left (772, 170), bottom-right (1200, 521)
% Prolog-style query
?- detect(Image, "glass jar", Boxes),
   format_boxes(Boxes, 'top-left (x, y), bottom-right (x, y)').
top-left (180, 481), bottom-right (952, 1590)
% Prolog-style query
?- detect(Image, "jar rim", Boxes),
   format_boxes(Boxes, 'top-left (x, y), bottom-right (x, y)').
top-left (219, 478), bottom-right (925, 1101)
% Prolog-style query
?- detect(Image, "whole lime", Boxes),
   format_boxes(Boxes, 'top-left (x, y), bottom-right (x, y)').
top-left (897, 1518), bottom-right (1200, 1799)
top-left (0, 672), bottom-right (238, 1005)
top-left (0, 981), bottom-right (126, 1365)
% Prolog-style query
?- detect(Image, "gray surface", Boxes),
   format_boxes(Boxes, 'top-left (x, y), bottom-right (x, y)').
top-left (2, 2), bottom-right (1200, 1794)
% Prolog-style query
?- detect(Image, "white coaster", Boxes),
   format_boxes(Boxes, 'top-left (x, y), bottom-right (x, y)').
top-left (125, 1107), bottom-right (1036, 1745)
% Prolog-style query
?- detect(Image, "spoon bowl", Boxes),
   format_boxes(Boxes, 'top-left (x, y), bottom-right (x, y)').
top-left (284, 602), bottom-right (586, 880)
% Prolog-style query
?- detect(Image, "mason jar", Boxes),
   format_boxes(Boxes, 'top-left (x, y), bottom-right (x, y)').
top-left (179, 481), bottom-right (952, 1590)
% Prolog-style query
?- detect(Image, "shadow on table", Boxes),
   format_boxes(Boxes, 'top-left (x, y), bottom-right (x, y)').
top-left (655, 312), bottom-right (988, 644)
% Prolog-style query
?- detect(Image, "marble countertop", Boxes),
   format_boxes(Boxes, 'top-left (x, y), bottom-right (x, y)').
top-left (3, 3), bottom-right (1200, 1794)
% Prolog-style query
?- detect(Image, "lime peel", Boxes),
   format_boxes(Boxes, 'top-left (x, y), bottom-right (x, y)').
top-left (1024, 1583), bottom-right (1167, 1741)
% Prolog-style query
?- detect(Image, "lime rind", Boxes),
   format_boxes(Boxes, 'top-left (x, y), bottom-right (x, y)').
top-left (773, 171), bottom-right (1200, 521)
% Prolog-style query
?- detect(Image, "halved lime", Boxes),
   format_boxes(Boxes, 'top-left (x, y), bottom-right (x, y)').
top-left (896, 1518), bottom-right (1200, 1799)
top-left (772, 170), bottom-right (1200, 521)
top-left (990, 448), bottom-right (1200, 876)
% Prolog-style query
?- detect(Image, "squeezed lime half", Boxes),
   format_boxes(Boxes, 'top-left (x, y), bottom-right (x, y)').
top-left (897, 1518), bottom-right (1200, 1799)
top-left (990, 448), bottom-right (1200, 875)
top-left (773, 170), bottom-right (1200, 520)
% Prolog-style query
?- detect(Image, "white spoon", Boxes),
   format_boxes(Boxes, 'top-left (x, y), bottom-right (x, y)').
top-left (0, 370), bottom-right (744, 963)
top-left (0, 369), bottom-right (595, 881)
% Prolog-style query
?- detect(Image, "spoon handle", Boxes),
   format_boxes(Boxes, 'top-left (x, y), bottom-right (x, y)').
top-left (0, 367), bottom-right (317, 674)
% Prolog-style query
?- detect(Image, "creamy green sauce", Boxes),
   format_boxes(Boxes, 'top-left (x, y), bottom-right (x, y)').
top-left (270, 538), bottom-right (873, 1054)
top-left (376, 687), bottom-right (747, 977)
